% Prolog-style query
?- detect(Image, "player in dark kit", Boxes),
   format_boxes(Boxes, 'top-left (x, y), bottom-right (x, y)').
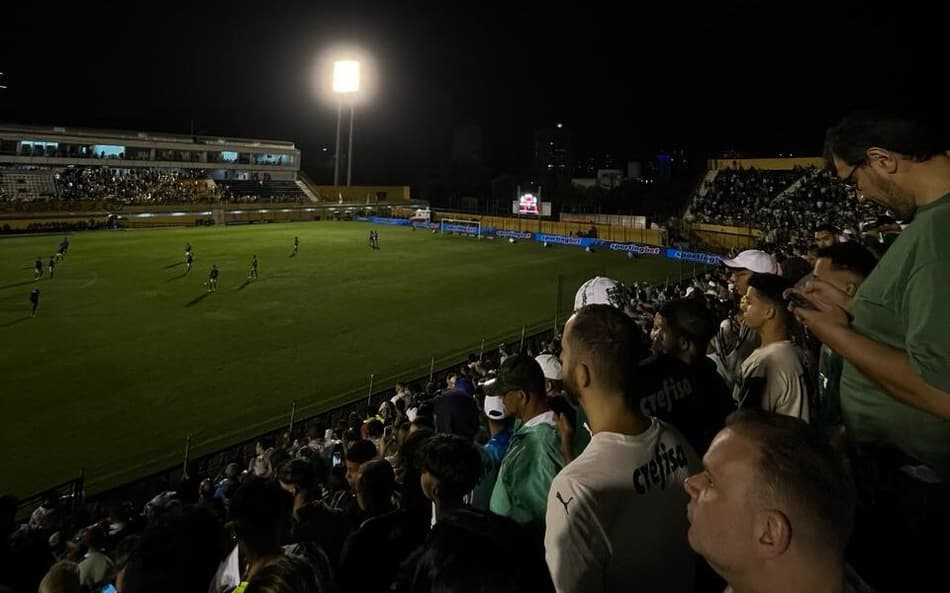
top-left (248, 255), bottom-right (259, 280)
top-left (186, 242), bottom-right (192, 257)
top-left (29, 288), bottom-right (39, 317)
top-left (48, 256), bottom-right (55, 278)
top-left (293, 236), bottom-right (299, 255)
top-left (208, 264), bottom-right (219, 292)
top-left (186, 252), bottom-right (194, 273)
top-left (34, 257), bottom-right (43, 280)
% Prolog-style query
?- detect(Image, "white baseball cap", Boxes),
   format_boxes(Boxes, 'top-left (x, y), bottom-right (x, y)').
top-left (483, 395), bottom-right (508, 420)
top-left (574, 276), bottom-right (635, 317)
top-left (534, 354), bottom-right (562, 381)
top-left (721, 249), bottom-right (779, 274)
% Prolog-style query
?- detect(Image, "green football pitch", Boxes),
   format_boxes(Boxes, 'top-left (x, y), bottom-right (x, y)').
top-left (0, 222), bottom-right (696, 497)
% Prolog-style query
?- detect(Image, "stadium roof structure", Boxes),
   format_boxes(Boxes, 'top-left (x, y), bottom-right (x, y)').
top-left (0, 122), bottom-right (296, 150)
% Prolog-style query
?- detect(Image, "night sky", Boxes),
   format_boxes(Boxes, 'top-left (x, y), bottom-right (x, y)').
top-left (0, 1), bottom-right (941, 184)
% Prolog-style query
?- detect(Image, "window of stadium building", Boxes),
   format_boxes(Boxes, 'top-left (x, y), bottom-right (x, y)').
top-left (20, 140), bottom-right (59, 156)
top-left (92, 144), bottom-right (124, 158)
top-left (217, 150), bottom-right (238, 163)
top-left (253, 153), bottom-right (292, 166)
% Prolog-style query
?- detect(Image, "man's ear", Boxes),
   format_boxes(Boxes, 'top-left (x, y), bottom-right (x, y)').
top-left (755, 509), bottom-right (791, 559)
top-left (866, 147), bottom-right (898, 174)
top-left (576, 362), bottom-right (591, 390)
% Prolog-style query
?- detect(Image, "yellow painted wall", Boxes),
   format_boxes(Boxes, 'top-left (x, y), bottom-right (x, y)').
top-left (435, 211), bottom-right (665, 245)
top-left (0, 215), bottom-right (110, 230)
top-left (691, 222), bottom-right (762, 251)
top-left (309, 185), bottom-right (411, 202)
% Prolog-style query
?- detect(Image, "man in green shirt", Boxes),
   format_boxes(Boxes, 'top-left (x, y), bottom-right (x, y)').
top-left (488, 354), bottom-right (565, 537)
top-left (790, 110), bottom-right (950, 591)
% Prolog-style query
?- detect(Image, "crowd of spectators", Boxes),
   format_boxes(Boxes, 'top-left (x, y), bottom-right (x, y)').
top-left (0, 167), bottom-right (307, 206)
top-left (56, 168), bottom-right (213, 204)
top-left (3, 112), bottom-right (948, 593)
top-left (689, 166), bottom-right (885, 245)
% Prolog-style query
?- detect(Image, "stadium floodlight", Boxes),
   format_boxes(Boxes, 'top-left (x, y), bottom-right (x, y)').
top-left (332, 60), bottom-right (360, 188)
top-left (332, 61), bottom-right (360, 94)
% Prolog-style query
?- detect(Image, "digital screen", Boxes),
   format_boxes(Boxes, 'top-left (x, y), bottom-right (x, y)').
top-left (519, 193), bottom-right (539, 215)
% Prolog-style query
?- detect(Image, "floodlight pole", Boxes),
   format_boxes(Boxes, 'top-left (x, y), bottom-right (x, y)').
top-left (333, 98), bottom-right (343, 186)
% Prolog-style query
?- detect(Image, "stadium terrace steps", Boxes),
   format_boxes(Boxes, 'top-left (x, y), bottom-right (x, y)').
top-left (218, 179), bottom-right (306, 201)
top-left (0, 168), bottom-right (58, 200)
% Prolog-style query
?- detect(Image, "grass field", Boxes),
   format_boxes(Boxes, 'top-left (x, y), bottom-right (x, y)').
top-left (0, 222), bottom-right (693, 497)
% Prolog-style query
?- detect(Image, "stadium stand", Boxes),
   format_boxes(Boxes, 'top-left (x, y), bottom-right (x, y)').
top-left (218, 179), bottom-right (307, 202)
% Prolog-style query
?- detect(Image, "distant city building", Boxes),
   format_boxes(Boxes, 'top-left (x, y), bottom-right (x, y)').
top-left (534, 124), bottom-right (573, 175)
top-left (597, 169), bottom-right (624, 189)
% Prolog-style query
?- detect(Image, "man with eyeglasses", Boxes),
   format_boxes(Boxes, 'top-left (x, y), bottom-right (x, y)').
top-left (788, 110), bottom-right (950, 591)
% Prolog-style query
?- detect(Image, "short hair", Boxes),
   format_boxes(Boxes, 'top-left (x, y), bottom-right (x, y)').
top-left (365, 418), bottom-right (385, 439)
top-left (245, 554), bottom-right (321, 593)
top-left (345, 440), bottom-right (378, 465)
top-left (779, 257), bottom-right (812, 284)
top-left (122, 506), bottom-right (231, 593)
top-left (417, 434), bottom-right (484, 500)
top-left (410, 416), bottom-right (435, 432)
top-left (257, 437), bottom-right (274, 451)
top-left (491, 353), bottom-right (546, 397)
top-left (39, 560), bottom-right (80, 593)
top-left (825, 110), bottom-right (946, 166)
top-left (568, 304), bottom-right (648, 390)
top-left (84, 525), bottom-right (107, 551)
top-left (813, 223), bottom-right (838, 235)
top-left (398, 429), bottom-right (435, 515)
top-left (816, 243), bottom-right (878, 280)
top-left (747, 273), bottom-right (794, 319)
top-left (229, 479), bottom-right (292, 553)
top-left (658, 298), bottom-right (717, 349)
top-left (409, 508), bottom-right (554, 593)
top-left (725, 410), bottom-right (855, 555)
top-left (277, 458), bottom-right (316, 491)
top-left (358, 459), bottom-right (396, 511)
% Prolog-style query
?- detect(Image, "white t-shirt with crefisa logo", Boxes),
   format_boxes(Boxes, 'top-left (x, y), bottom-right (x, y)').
top-left (544, 419), bottom-right (700, 593)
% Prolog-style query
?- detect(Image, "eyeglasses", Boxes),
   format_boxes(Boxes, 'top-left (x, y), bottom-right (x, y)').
top-left (841, 158), bottom-right (867, 191)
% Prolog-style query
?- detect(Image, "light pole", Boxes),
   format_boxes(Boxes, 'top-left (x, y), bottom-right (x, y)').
top-left (332, 60), bottom-right (360, 187)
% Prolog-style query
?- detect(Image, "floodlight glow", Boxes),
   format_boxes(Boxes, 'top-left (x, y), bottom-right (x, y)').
top-left (333, 60), bottom-right (360, 94)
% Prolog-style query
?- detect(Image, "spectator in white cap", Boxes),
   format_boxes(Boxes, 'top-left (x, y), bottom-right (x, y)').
top-left (721, 249), bottom-right (780, 298)
top-left (717, 249), bottom-right (781, 390)
top-left (537, 353), bottom-right (591, 462)
top-left (471, 393), bottom-right (515, 510)
top-left (574, 276), bottom-right (636, 317)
